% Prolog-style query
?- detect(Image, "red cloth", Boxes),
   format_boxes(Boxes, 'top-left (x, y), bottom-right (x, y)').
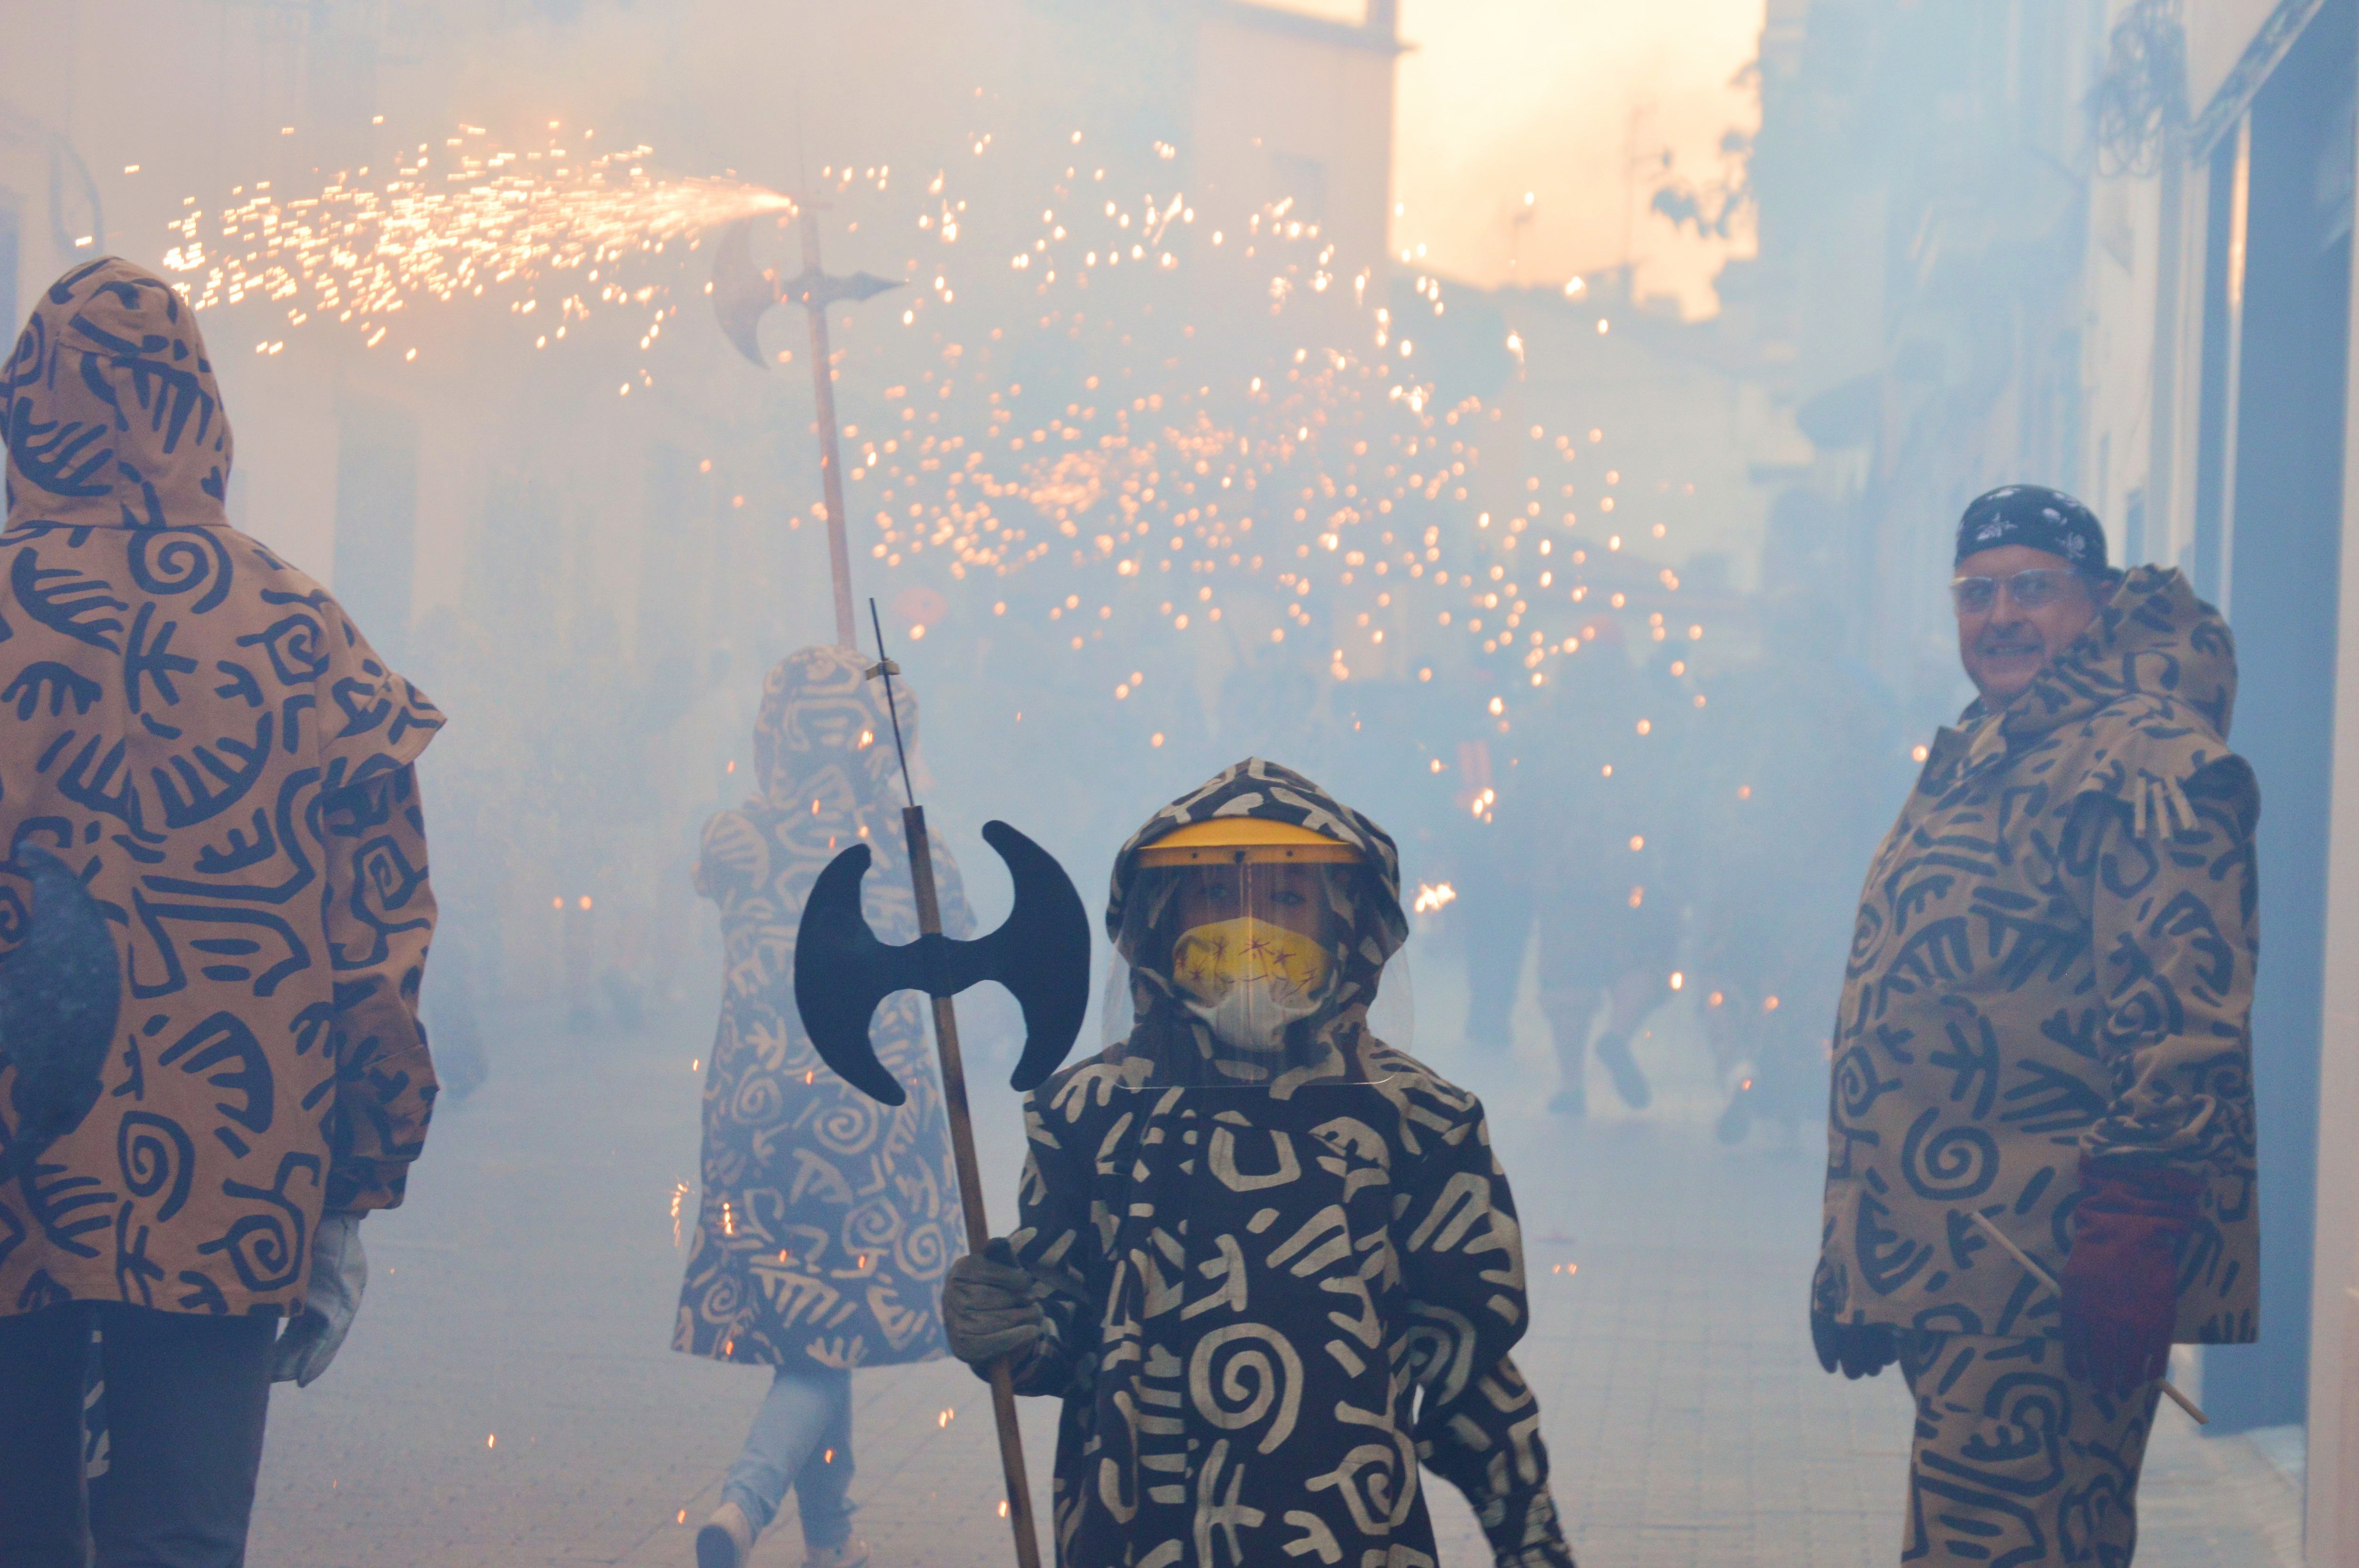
top-left (2061, 1156), bottom-right (2200, 1394)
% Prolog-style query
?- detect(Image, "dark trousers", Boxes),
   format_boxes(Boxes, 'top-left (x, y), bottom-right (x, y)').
top-left (0, 1302), bottom-right (275, 1568)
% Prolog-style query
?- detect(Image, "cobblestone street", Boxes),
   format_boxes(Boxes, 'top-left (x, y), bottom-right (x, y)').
top-left (243, 978), bottom-right (2304, 1568)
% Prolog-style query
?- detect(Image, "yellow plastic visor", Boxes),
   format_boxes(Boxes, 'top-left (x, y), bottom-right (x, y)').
top-left (1134, 818), bottom-right (1364, 867)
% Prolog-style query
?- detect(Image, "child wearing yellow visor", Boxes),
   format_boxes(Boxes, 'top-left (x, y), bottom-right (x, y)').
top-left (940, 759), bottom-right (1577, 1568)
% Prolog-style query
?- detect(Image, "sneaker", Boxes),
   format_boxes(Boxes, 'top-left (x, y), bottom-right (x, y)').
top-left (806, 1541), bottom-right (871, 1568)
top-left (696, 1503), bottom-right (753, 1568)
top-left (1594, 1032), bottom-right (1652, 1109)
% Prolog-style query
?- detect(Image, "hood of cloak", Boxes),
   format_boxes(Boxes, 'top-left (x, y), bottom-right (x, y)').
top-left (749, 643), bottom-right (915, 818)
top-left (1104, 757), bottom-right (1407, 1087)
top-left (4, 258), bottom-right (234, 531)
top-left (1972, 565), bottom-right (2236, 743)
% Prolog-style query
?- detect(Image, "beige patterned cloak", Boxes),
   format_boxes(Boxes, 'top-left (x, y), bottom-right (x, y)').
top-left (1817, 567), bottom-right (2260, 1344)
top-left (0, 258), bottom-right (442, 1319)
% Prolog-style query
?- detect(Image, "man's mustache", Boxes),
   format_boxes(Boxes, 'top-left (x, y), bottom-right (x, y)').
top-left (1976, 634), bottom-right (2044, 656)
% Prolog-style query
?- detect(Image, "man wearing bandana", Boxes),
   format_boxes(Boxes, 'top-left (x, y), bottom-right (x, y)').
top-left (1813, 487), bottom-right (2260, 1564)
top-left (942, 758), bottom-right (1575, 1567)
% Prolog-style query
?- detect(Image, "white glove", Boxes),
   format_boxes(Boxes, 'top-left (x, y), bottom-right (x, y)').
top-left (272, 1211), bottom-right (367, 1387)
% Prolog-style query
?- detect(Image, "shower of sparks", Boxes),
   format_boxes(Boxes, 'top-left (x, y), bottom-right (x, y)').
top-left (163, 125), bottom-right (793, 356)
top-left (1412, 882), bottom-right (1458, 914)
top-left (164, 121), bottom-right (1722, 786)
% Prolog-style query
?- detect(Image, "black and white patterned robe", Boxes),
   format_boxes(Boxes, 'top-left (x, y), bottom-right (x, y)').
top-left (1004, 759), bottom-right (1574, 1568)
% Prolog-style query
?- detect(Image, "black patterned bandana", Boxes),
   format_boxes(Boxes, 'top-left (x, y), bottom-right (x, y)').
top-left (1955, 484), bottom-right (2108, 571)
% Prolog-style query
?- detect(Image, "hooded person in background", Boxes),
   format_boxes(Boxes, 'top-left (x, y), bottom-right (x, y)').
top-left (941, 758), bottom-right (1575, 1568)
top-left (1813, 487), bottom-right (2260, 1565)
top-left (0, 259), bottom-right (442, 1566)
top-left (678, 645), bottom-right (973, 1568)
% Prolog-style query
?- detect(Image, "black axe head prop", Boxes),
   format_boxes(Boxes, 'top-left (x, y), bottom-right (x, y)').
top-left (711, 215), bottom-right (905, 369)
top-left (0, 845), bottom-right (122, 1185)
top-left (794, 820), bottom-right (1090, 1106)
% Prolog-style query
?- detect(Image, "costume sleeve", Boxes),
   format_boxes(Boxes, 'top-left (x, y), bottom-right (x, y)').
top-left (2078, 753), bottom-right (2260, 1175)
top-left (318, 764), bottom-right (439, 1214)
top-left (1416, 1356), bottom-right (1577, 1568)
top-left (694, 810), bottom-right (767, 902)
top-left (314, 595), bottom-right (443, 793)
top-left (994, 1080), bottom-right (1100, 1398)
top-left (1397, 1089), bottom-right (1574, 1566)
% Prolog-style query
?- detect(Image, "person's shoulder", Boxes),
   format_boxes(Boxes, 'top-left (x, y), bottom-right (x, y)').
top-left (1361, 1041), bottom-right (1486, 1127)
top-left (2070, 693), bottom-right (2255, 825)
top-left (1031, 1044), bottom-right (1153, 1124)
top-left (1042, 1041), bottom-right (1141, 1088)
top-left (695, 808), bottom-right (771, 893)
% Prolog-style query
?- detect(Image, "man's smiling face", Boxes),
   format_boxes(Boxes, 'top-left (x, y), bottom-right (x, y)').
top-left (1953, 544), bottom-right (2101, 706)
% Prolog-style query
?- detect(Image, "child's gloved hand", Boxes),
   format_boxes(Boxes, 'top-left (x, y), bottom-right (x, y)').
top-left (943, 1237), bottom-right (1046, 1365)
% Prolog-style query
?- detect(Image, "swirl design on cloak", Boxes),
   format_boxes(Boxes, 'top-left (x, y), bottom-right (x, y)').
top-left (1188, 1321), bottom-right (1305, 1454)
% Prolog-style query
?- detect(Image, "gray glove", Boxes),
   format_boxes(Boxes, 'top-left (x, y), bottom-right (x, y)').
top-left (273, 1211), bottom-right (366, 1387)
top-left (943, 1238), bottom-right (1046, 1366)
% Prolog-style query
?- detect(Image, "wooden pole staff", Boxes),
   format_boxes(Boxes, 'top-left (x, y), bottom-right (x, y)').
top-left (867, 600), bottom-right (1042, 1568)
top-left (798, 214), bottom-right (859, 651)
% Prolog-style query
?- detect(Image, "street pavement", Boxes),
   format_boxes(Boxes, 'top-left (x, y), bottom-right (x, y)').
top-left (243, 954), bottom-right (2304, 1567)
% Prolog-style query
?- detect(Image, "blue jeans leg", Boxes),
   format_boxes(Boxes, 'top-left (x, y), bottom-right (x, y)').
top-left (719, 1364), bottom-right (855, 1551)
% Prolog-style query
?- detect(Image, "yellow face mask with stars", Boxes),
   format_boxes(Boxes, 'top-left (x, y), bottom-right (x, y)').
top-left (1171, 917), bottom-right (1334, 1051)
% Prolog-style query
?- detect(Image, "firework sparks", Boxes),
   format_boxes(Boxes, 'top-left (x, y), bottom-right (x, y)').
top-left (164, 125), bottom-right (793, 354)
top-left (160, 118), bottom-right (1721, 761)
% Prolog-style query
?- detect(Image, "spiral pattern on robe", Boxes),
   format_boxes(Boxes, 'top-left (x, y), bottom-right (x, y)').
top-left (812, 1096), bottom-right (883, 1158)
top-left (1900, 1109), bottom-right (1999, 1201)
top-left (127, 527), bottom-right (232, 611)
top-left (895, 1218), bottom-right (950, 1280)
top-left (207, 1209), bottom-right (301, 1293)
top-left (844, 1194), bottom-right (906, 1253)
top-left (1188, 1323), bottom-right (1305, 1454)
top-left (116, 1113), bottom-right (195, 1224)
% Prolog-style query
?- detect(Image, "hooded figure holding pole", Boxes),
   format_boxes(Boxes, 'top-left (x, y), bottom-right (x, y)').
top-left (942, 758), bottom-right (1575, 1568)
top-left (678, 643), bottom-right (972, 1568)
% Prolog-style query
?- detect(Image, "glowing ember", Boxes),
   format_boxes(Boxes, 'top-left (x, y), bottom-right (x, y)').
top-left (1412, 882), bottom-right (1457, 914)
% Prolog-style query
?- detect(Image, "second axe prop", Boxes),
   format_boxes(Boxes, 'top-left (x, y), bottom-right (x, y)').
top-left (792, 604), bottom-right (1090, 1568)
top-left (0, 846), bottom-right (123, 1187)
top-left (711, 211), bottom-right (901, 651)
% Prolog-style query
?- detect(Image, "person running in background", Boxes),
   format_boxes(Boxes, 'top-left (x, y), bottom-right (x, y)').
top-left (1680, 591), bottom-right (1899, 1146)
top-left (1516, 621), bottom-right (1686, 1117)
top-left (679, 647), bottom-right (972, 1568)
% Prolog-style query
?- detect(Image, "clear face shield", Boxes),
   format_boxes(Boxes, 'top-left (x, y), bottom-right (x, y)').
top-left (1104, 824), bottom-right (1400, 1089)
